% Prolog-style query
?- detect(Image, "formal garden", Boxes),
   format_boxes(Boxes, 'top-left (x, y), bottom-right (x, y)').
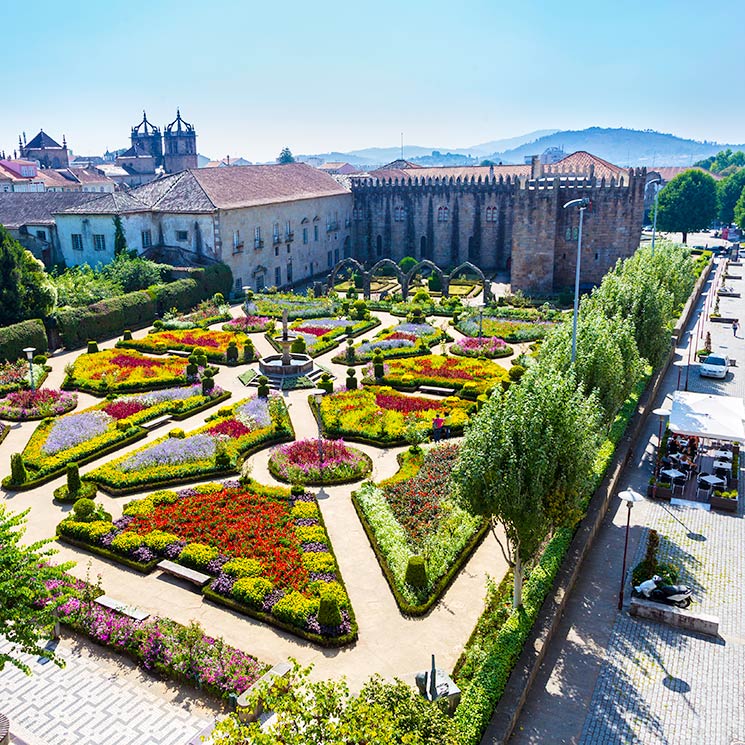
top-left (0, 233), bottom-right (711, 744)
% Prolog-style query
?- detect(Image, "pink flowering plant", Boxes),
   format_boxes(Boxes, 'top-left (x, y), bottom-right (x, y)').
top-left (451, 335), bottom-right (513, 359)
top-left (0, 360), bottom-right (48, 395)
top-left (268, 438), bottom-right (372, 485)
top-left (334, 321), bottom-right (445, 364)
top-left (0, 388), bottom-right (77, 421)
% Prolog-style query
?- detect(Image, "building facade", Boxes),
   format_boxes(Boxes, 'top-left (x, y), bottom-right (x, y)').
top-left (19, 130), bottom-right (70, 168)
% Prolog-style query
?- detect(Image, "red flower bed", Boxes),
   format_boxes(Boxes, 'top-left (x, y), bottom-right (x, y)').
top-left (416, 357), bottom-right (475, 380)
top-left (294, 326), bottom-right (332, 337)
top-left (207, 419), bottom-right (251, 438)
top-left (126, 486), bottom-right (309, 591)
top-left (374, 392), bottom-right (440, 413)
top-left (108, 354), bottom-right (162, 369)
top-left (383, 444), bottom-right (459, 545)
top-left (102, 400), bottom-right (147, 419)
top-left (160, 331), bottom-right (221, 349)
top-left (387, 332), bottom-right (418, 342)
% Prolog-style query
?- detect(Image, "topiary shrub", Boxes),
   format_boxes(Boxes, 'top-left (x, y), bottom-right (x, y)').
top-left (508, 364), bottom-right (526, 383)
top-left (10, 453), bottom-right (27, 485)
top-left (318, 372), bottom-right (333, 394)
top-left (87, 340), bottom-right (99, 354)
top-left (290, 484), bottom-right (305, 496)
top-left (201, 369), bottom-right (215, 395)
top-left (346, 367), bottom-right (357, 390)
top-left (291, 336), bottom-right (306, 354)
top-left (346, 338), bottom-right (356, 364)
top-left (67, 462), bottom-right (81, 494)
top-left (168, 428), bottom-right (186, 439)
top-left (243, 340), bottom-right (254, 363)
top-left (215, 442), bottom-right (231, 468)
top-left (226, 340), bottom-right (239, 365)
top-left (317, 585), bottom-right (343, 627)
top-left (72, 497), bottom-right (96, 522)
top-left (186, 362), bottom-right (198, 380)
top-left (405, 556), bottom-right (427, 588)
top-left (257, 375), bottom-right (270, 398)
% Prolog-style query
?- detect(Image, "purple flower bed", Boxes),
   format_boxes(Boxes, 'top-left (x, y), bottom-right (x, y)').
top-left (451, 335), bottom-right (511, 358)
top-left (42, 410), bottom-right (113, 455)
top-left (358, 337), bottom-right (416, 354)
top-left (120, 433), bottom-right (216, 472)
top-left (133, 384), bottom-right (207, 406)
top-left (235, 397), bottom-right (271, 428)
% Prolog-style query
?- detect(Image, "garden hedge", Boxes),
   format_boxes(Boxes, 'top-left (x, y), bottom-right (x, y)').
top-left (155, 279), bottom-right (202, 315)
top-left (0, 319), bottom-right (49, 361)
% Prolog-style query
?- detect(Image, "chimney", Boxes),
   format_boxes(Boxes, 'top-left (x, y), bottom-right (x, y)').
top-left (530, 155), bottom-right (543, 179)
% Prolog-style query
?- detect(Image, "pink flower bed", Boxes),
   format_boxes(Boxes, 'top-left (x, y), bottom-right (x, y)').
top-left (0, 388), bottom-right (77, 421)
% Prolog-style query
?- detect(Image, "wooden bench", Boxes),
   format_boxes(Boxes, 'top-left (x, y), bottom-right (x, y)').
top-left (94, 594), bottom-right (150, 621)
top-left (166, 349), bottom-right (192, 358)
top-left (157, 559), bottom-right (211, 588)
top-left (418, 385), bottom-right (456, 396)
top-left (140, 415), bottom-right (172, 432)
top-left (236, 661), bottom-right (292, 722)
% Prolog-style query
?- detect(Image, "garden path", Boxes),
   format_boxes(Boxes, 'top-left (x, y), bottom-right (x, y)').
top-left (1, 303), bottom-right (508, 701)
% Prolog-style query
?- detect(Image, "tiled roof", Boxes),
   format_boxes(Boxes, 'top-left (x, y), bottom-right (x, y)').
top-left (56, 191), bottom-right (149, 215)
top-left (548, 151), bottom-right (625, 180)
top-left (135, 172), bottom-right (214, 213)
top-left (63, 168), bottom-right (114, 185)
top-left (651, 166), bottom-right (722, 182)
top-left (24, 130), bottom-right (63, 150)
top-left (36, 170), bottom-right (76, 188)
top-left (189, 163), bottom-right (350, 209)
top-left (367, 164), bottom-right (531, 181)
top-left (0, 192), bottom-right (96, 228)
top-left (377, 159), bottom-right (423, 170)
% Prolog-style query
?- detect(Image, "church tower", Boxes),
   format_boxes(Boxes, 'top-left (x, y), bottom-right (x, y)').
top-left (163, 109), bottom-right (198, 173)
top-left (130, 111), bottom-right (163, 167)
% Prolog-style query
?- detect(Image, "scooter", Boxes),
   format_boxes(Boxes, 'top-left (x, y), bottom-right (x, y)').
top-left (633, 575), bottom-right (692, 609)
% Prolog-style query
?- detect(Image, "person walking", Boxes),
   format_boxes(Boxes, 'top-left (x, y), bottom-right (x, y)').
top-left (733, 319), bottom-right (739, 337)
top-left (432, 415), bottom-right (444, 442)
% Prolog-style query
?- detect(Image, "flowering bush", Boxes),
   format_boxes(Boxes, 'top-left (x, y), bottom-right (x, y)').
top-left (317, 386), bottom-right (474, 444)
top-left (65, 349), bottom-right (191, 394)
top-left (354, 445), bottom-right (484, 609)
top-left (223, 315), bottom-right (273, 333)
top-left (334, 321), bottom-right (445, 364)
top-left (57, 480), bottom-right (356, 641)
top-left (8, 385), bottom-right (226, 488)
top-left (279, 316), bottom-right (376, 357)
top-left (159, 299), bottom-right (232, 330)
top-left (246, 293), bottom-right (337, 320)
top-left (456, 314), bottom-right (554, 343)
top-left (0, 388), bottom-right (77, 420)
top-left (451, 336), bottom-right (513, 359)
top-left (0, 360), bottom-right (48, 395)
top-left (87, 395), bottom-right (292, 492)
top-left (118, 328), bottom-right (251, 363)
top-left (268, 438), bottom-right (372, 485)
top-left (374, 354), bottom-right (507, 395)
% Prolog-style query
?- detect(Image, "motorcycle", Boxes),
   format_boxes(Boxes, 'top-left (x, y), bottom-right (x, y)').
top-left (633, 575), bottom-right (692, 608)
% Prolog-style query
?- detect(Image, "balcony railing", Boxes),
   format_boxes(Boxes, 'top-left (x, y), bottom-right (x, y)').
top-left (254, 238), bottom-right (264, 249)
top-left (273, 233), bottom-right (281, 244)
top-left (285, 231), bottom-right (294, 242)
top-left (327, 221), bottom-right (339, 232)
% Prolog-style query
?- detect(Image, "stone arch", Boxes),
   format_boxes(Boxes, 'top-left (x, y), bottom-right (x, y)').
top-left (405, 259), bottom-right (447, 300)
top-left (369, 258), bottom-right (405, 292)
top-left (448, 260), bottom-right (490, 303)
top-left (328, 257), bottom-right (365, 295)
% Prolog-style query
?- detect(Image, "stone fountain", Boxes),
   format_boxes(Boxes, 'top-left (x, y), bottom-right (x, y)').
top-left (259, 309), bottom-right (314, 378)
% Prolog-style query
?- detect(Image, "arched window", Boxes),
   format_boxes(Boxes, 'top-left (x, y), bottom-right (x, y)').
top-left (442, 206), bottom-right (449, 222)
top-left (438, 206), bottom-right (449, 223)
top-left (394, 207), bottom-right (400, 222)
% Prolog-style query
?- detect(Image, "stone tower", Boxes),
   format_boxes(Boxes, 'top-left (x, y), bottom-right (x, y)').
top-left (163, 109), bottom-right (198, 173)
top-left (19, 130), bottom-right (70, 168)
top-left (130, 111), bottom-right (163, 167)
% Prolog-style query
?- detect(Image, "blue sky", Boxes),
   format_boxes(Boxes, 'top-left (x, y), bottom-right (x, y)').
top-left (2, 0), bottom-right (742, 162)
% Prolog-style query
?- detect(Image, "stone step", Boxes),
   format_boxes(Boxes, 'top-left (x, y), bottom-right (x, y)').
top-left (629, 596), bottom-right (720, 637)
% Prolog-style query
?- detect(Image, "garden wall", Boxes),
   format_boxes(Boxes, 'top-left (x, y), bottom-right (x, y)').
top-left (482, 257), bottom-right (713, 744)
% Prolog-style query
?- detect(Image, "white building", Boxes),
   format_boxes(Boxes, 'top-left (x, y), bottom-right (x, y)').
top-left (55, 163), bottom-right (353, 292)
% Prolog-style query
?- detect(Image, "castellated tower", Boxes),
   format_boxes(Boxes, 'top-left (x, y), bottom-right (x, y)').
top-left (163, 109), bottom-right (198, 173)
top-left (130, 111), bottom-right (163, 167)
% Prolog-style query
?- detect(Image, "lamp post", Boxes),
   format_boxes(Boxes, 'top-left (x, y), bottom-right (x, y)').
top-left (23, 347), bottom-right (36, 391)
top-left (674, 359), bottom-right (687, 390)
top-left (562, 197), bottom-right (591, 364)
top-left (242, 285), bottom-right (251, 316)
top-left (652, 407), bottom-right (671, 481)
top-left (617, 487), bottom-right (644, 610)
top-left (478, 307), bottom-right (483, 339)
top-left (313, 391), bottom-right (325, 487)
top-left (647, 177), bottom-right (662, 256)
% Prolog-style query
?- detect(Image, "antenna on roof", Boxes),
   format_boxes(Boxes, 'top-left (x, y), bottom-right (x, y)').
top-left (401, 132), bottom-right (404, 160)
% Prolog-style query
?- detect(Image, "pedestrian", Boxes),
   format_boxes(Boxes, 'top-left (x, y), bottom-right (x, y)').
top-left (432, 415), bottom-right (444, 442)
top-left (733, 319), bottom-right (739, 337)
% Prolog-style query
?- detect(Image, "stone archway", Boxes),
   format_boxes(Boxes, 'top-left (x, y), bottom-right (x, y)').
top-left (404, 259), bottom-right (447, 300)
top-left (448, 260), bottom-right (490, 303)
top-left (368, 258), bottom-right (405, 300)
top-left (328, 257), bottom-right (366, 296)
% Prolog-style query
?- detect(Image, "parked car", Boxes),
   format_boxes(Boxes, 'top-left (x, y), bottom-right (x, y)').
top-left (700, 354), bottom-right (731, 379)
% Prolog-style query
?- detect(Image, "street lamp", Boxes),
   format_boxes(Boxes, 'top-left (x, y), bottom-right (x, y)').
top-left (313, 391), bottom-right (325, 488)
top-left (617, 487), bottom-right (644, 610)
top-left (23, 347), bottom-right (36, 391)
top-left (562, 197), bottom-right (591, 364)
top-left (673, 359), bottom-right (687, 390)
top-left (652, 407), bottom-right (671, 480)
top-left (478, 307), bottom-right (483, 339)
top-left (647, 177), bottom-right (663, 256)
top-left (242, 285), bottom-right (251, 316)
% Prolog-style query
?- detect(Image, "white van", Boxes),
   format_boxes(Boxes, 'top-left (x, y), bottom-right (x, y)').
top-left (699, 354), bottom-right (730, 379)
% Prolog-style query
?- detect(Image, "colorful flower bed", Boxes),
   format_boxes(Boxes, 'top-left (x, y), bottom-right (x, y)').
top-left (3, 384), bottom-right (228, 490)
top-left (87, 395), bottom-right (293, 493)
top-left (316, 386), bottom-right (474, 445)
top-left (223, 315), bottom-right (274, 333)
top-left (353, 444), bottom-right (485, 612)
top-left (271, 316), bottom-right (379, 357)
top-left (456, 314), bottom-right (554, 343)
top-left (333, 321), bottom-right (445, 364)
top-left (57, 480), bottom-right (357, 644)
top-left (0, 360), bottom-right (49, 396)
top-left (156, 298), bottom-right (232, 330)
top-left (118, 328), bottom-right (252, 364)
top-left (370, 354), bottom-right (507, 397)
top-left (63, 349), bottom-right (192, 394)
top-left (0, 388), bottom-right (77, 421)
top-left (268, 438), bottom-right (372, 485)
top-left (451, 335), bottom-right (513, 359)
top-left (41, 573), bottom-right (267, 698)
top-left (246, 292), bottom-right (338, 320)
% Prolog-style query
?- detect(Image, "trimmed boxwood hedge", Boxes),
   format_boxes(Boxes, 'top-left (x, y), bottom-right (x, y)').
top-left (0, 319), bottom-right (49, 362)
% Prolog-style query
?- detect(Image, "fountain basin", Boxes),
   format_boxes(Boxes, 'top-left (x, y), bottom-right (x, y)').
top-left (259, 353), bottom-right (314, 377)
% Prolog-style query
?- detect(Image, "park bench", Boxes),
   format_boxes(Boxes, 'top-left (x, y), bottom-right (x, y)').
top-left (157, 559), bottom-right (211, 588)
top-left (94, 594), bottom-right (150, 621)
top-left (418, 385), bottom-right (456, 396)
top-left (140, 415), bottom-right (171, 432)
top-left (166, 349), bottom-right (191, 357)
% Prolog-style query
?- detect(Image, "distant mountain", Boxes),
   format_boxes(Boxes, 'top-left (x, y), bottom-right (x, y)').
top-left (492, 127), bottom-right (745, 168)
top-left (453, 130), bottom-right (560, 157)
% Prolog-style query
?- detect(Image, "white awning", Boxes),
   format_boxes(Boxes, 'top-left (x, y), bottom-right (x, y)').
top-left (668, 390), bottom-right (745, 443)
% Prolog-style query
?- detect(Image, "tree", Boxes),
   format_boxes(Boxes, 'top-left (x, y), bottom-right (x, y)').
top-left (453, 368), bottom-right (601, 607)
top-left (0, 225), bottom-right (57, 324)
top-left (210, 662), bottom-right (452, 744)
top-left (0, 505), bottom-right (74, 673)
top-left (655, 170), bottom-right (717, 243)
top-left (113, 215), bottom-right (128, 257)
top-left (277, 147), bottom-right (295, 164)
top-left (695, 149), bottom-right (745, 174)
top-left (398, 255), bottom-right (418, 273)
top-left (734, 189), bottom-right (745, 231)
top-left (717, 169), bottom-right (745, 224)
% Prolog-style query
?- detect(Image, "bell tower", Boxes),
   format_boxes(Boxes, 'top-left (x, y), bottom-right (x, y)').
top-left (163, 109), bottom-right (198, 173)
top-left (130, 111), bottom-right (163, 167)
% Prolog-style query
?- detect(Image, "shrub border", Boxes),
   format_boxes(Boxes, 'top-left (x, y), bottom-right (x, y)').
top-left (56, 533), bottom-right (160, 573)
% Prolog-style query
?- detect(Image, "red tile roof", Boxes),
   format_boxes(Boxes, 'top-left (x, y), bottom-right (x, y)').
top-left (368, 164), bottom-right (531, 182)
top-left (651, 166), bottom-right (722, 182)
top-left (545, 151), bottom-right (625, 180)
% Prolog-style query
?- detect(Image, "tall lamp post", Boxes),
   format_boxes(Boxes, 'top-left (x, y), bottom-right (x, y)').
top-left (617, 487), bottom-right (644, 610)
top-left (313, 391), bottom-right (325, 489)
top-left (478, 307), bottom-right (483, 339)
top-left (562, 197), bottom-right (591, 364)
top-left (652, 407), bottom-right (671, 480)
top-left (23, 347), bottom-right (36, 391)
top-left (647, 177), bottom-right (662, 256)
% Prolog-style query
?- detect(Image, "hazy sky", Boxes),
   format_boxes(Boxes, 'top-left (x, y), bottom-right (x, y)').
top-left (2, 0), bottom-right (743, 162)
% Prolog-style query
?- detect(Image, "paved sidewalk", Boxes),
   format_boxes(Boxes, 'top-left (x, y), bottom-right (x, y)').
top-left (511, 256), bottom-right (745, 744)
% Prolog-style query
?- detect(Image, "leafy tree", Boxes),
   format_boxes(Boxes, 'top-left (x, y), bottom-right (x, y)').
top-left (717, 169), bottom-right (745, 224)
top-left (453, 368), bottom-right (601, 607)
top-left (51, 263), bottom-right (120, 307)
top-left (735, 189), bottom-right (745, 230)
top-left (277, 147), bottom-right (295, 164)
top-left (113, 215), bottom-right (128, 257)
top-left (102, 254), bottom-right (167, 293)
top-left (0, 505), bottom-right (74, 673)
top-left (210, 661), bottom-right (452, 744)
top-left (398, 256), bottom-right (418, 273)
top-left (656, 170), bottom-right (717, 243)
top-left (695, 149), bottom-right (745, 174)
top-left (0, 225), bottom-right (57, 323)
